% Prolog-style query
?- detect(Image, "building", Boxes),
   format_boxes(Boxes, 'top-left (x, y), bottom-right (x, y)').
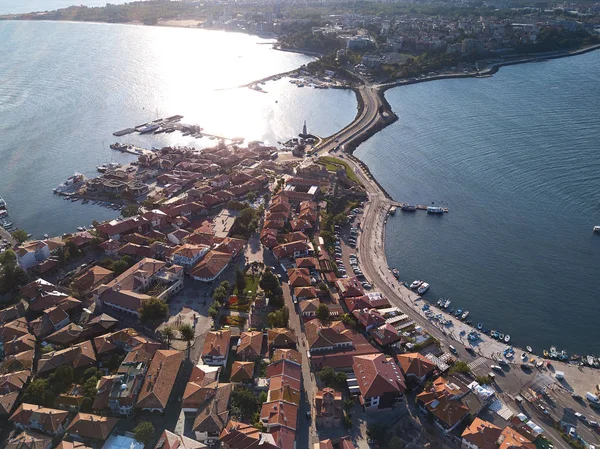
top-left (153, 430), bottom-right (206, 449)
top-left (201, 330), bottom-right (231, 366)
top-left (396, 353), bottom-right (437, 387)
top-left (461, 418), bottom-right (503, 449)
top-left (497, 426), bottom-right (536, 449)
top-left (236, 331), bottom-right (263, 361)
top-left (351, 354), bottom-right (406, 411)
top-left (230, 361), bottom-right (255, 383)
top-left (9, 403), bottom-right (70, 436)
top-left (37, 341), bottom-right (96, 375)
top-left (71, 266), bottom-right (114, 299)
top-left (416, 387), bottom-right (470, 433)
top-left (171, 244), bottom-right (209, 269)
top-left (272, 241), bottom-right (310, 260)
top-left (135, 350), bottom-right (184, 412)
top-left (220, 420), bottom-right (277, 449)
top-left (189, 251), bottom-right (232, 282)
top-left (94, 258), bottom-right (183, 317)
top-left (16, 241), bottom-right (50, 270)
top-left (315, 388), bottom-right (342, 428)
top-left (267, 328), bottom-right (296, 350)
top-left (192, 383), bottom-right (232, 444)
top-left (5, 431), bottom-right (53, 449)
top-left (181, 364), bottom-right (220, 413)
top-left (65, 413), bottom-right (118, 444)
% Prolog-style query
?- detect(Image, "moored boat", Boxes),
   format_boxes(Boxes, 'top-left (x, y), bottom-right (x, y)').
top-left (427, 206), bottom-right (444, 214)
top-left (526, 346), bottom-right (533, 353)
top-left (392, 268), bottom-right (400, 278)
top-left (543, 349), bottom-right (549, 357)
top-left (461, 310), bottom-right (469, 320)
top-left (410, 280), bottom-right (423, 289)
top-left (504, 335), bottom-right (511, 343)
top-left (477, 323), bottom-right (483, 330)
top-left (401, 204), bottom-right (417, 211)
top-left (418, 282), bottom-right (430, 294)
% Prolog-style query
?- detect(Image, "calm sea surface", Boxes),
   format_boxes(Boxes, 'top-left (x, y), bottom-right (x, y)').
top-left (0, 20), bottom-right (357, 237)
top-left (0, 1), bottom-right (129, 15)
top-left (355, 50), bottom-right (600, 355)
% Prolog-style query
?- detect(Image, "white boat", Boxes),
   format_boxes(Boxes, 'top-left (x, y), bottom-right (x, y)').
top-left (417, 282), bottom-right (430, 294)
top-left (521, 353), bottom-right (527, 361)
top-left (0, 196), bottom-right (6, 211)
top-left (427, 206), bottom-right (444, 214)
top-left (54, 173), bottom-right (85, 193)
top-left (594, 226), bottom-right (600, 233)
top-left (43, 234), bottom-right (49, 239)
top-left (461, 310), bottom-right (469, 320)
top-left (526, 346), bottom-right (533, 353)
top-left (410, 280), bottom-right (423, 289)
top-left (389, 206), bottom-right (397, 215)
top-left (504, 335), bottom-right (511, 343)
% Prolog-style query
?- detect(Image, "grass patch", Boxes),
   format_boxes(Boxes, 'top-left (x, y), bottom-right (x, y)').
top-left (234, 275), bottom-right (260, 299)
top-left (317, 156), bottom-right (362, 185)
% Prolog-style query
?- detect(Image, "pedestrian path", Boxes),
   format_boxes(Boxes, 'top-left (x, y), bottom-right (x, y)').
top-left (468, 357), bottom-right (487, 370)
top-left (489, 399), bottom-right (514, 420)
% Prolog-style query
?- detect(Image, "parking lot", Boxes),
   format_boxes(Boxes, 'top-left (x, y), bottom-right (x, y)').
top-left (333, 204), bottom-right (372, 290)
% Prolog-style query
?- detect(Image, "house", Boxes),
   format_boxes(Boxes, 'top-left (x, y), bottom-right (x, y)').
top-left (351, 354), bottom-right (406, 412)
top-left (287, 268), bottom-right (311, 288)
top-left (219, 420), bottom-right (278, 449)
top-left (295, 257), bottom-right (318, 270)
top-left (5, 431), bottom-right (53, 449)
top-left (0, 350), bottom-right (35, 374)
top-left (214, 237), bottom-right (246, 258)
top-left (335, 277), bottom-right (364, 298)
top-left (94, 258), bottom-right (183, 317)
top-left (497, 426), bottom-right (536, 449)
top-left (236, 331), bottom-right (263, 361)
top-left (71, 266), bottom-right (114, 298)
top-left (0, 370), bottom-right (31, 417)
top-left (135, 349), bottom-right (184, 412)
top-left (96, 216), bottom-right (150, 240)
top-left (171, 244), bottom-right (209, 269)
top-left (369, 323), bottom-right (402, 347)
top-left (0, 301), bottom-right (27, 325)
top-left (55, 385), bottom-right (86, 412)
top-left (153, 429), bottom-right (206, 449)
top-left (201, 330), bottom-right (231, 366)
top-left (315, 388), bottom-right (342, 428)
top-left (9, 403), bottom-right (70, 436)
top-left (416, 388), bottom-right (470, 433)
top-left (192, 382), bottom-right (232, 444)
top-left (461, 417), bottom-right (503, 449)
top-left (30, 306), bottom-right (70, 338)
top-left (293, 286), bottom-right (318, 302)
top-left (272, 241), bottom-right (310, 260)
top-left (300, 298), bottom-right (321, 317)
top-left (260, 228), bottom-right (279, 249)
top-left (55, 440), bottom-right (93, 449)
top-left (267, 374), bottom-right (301, 405)
top-left (260, 400), bottom-right (298, 432)
top-left (37, 341), bottom-right (96, 375)
top-left (16, 241), bottom-right (51, 270)
top-left (272, 348), bottom-right (302, 365)
top-left (65, 413), bottom-right (118, 444)
top-left (181, 364), bottom-right (220, 413)
top-left (230, 361), bottom-right (255, 383)
top-left (189, 251), bottom-right (231, 283)
top-left (267, 328), bottom-right (296, 350)
top-left (352, 308), bottom-right (385, 331)
top-left (93, 328), bottom-right (159, 357)
top-left (99, 239), bottom-right (120, 256)
top-left (396, 353), bottom-right (437, 387)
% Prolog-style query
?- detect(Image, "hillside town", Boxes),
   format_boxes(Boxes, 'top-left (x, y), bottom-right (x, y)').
top-left (2, 132), bottom-right (599, 449)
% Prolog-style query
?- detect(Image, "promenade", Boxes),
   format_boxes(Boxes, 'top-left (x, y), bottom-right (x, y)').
top-left (314, 81), bottom-right (599, 397)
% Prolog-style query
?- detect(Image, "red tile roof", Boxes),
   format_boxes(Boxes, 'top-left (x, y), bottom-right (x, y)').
top-left (136, 350), bottom-right (183, 410)
top-left (461, 417), bottom-right (503, 449)
top-left (352, 354), bottom-right (406, 399)
top-left (66, 413), bottom-right (118, 441)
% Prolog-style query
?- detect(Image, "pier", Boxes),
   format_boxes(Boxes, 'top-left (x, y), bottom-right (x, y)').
top-left (389, 201), bottom-right (449, 213)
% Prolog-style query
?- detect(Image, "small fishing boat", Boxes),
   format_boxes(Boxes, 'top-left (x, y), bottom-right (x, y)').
top-left (455, 309), bottom-right (462, 317)
top-left (526, 346), bottom-right (533, 353)
top-left (461, 311), bottom-right (469, 320)
top-left (499, 333), bottom-right (505, 341)
top-left (477, 323), bottom-right (483, 330)
top-left (410, 280), bottom-right (423, 289)
top-left (521, 353), bottom-right (527, 361)
top-left (504, 335), bottom-right (511, 343)
top-left (43, 233), bottom-right (49, 239)
top-left (448, 307), bottom-right (454, 313)
top-left (543, 349), bottom-right (549, 357)
top-left (417, 282), bottom-right (430, 294)
top-left (443, 299), bottom-right (451, 309)
top-left (466, 319), bottom-right (472, 325)
top-left (392, 268), bottom-right (400, 278)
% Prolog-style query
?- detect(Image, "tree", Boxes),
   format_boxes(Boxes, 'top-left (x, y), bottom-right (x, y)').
top-left (247, 192), bottom-right (256, 203)
top-left (449, 361), bottom-right (471, 374)
top-left (259, 269), bottom-right (281, 296)
top-left (179, 323), bottom-right (195, 358)
top-left (213, 286), bottom-right (227, 303)
top-left (139, 297), bottom-right (168, 322)
top-left (319, 367), bottom-right (336, 387)
top-left (219, 280), bottom-right (230, 292)
top-left (121, 204), bottom-right (139, 217)
top-left (0, 249), bottom-right (28, 293)
top-left (22, 379), bottom-right (54, 406)
top-left (208, 303), bottom-right (220, 318)
top-left (367, 422), bottom-right (388, 443)
top-left (267, 306), bottom-right (289, 328)
top-left (341, 313), bottom-right (356, 327)
top-left (11, 229), bottom-right (28, 243)
top-left (235, 268), bottom-right (246, 294)
top-left (111, 259), bottom-right (130, 275)
top-left (134, 421), bottom-right (155, 445)
top-left (160, 326), bottom-right (175, 347)
top-left (316, 303), bottom-right (330, 321)
top-left (230, 387), bottom-right (259, 420)
top-left (335, 372), bottom-right (347, 386)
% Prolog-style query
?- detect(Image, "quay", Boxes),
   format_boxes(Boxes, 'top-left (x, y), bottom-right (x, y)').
top-left (389, 201), bottom-right (449, 213)
top-left (112, 127), bottom-right (135, 137)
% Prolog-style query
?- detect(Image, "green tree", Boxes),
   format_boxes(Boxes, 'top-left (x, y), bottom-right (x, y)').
top-left (134, 421), bottom-right (155, 445)
top-left (112, 259), bottom-right (130, 275)
top-left (367, 422), bottom-right (388, 443)
top-left (235, 268), bottom-right (246, 294)
top-left (22, 379), bottom-right (54, 406)
top-left (449, 361), bottom-right (471, 374)
top-left (267, 306), bottom-right (289, 328)
top-left (0, 249), bottom-right (28, 292)
top-left (179, 323), bottom-right (195, 358)
top-left (121, 204), bottom-right (139, 217)
top-left (160, 326), bottom-right (175, 347)
top-left (341, 313), bottom-right (357, 327)
top-left (316, 303), bottom-right (330, 321)
top-left (335, 372), bottom-right (347, 386)
top-left (230, 387), bottom-right (259, 420)
top-left (139, 297), bottom-right (168, 322)
top-left (11, 229), bottom-right (28, 243)
top-left (319, 367), bottom-right (336, 387)
top-left (213, 286), bottom-right (227, 303)
top-left (247, 192), bottom-right (256, 202)
top-left (259, 269), bottom-right (281, 297)
top-left (208, 303), bottom-right (220, 318)
top-left (219, 280), bottom-right (230, 292)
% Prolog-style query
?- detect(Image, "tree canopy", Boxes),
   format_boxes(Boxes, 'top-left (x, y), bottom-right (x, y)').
top-left (139, 297), bottom-right (168, 322)
top-left (134, 421), bottom-right (155, 445)
top-left (268, 305), bottom-right (289, 328)
top-left (316, 303), bottom-right (330, 321)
